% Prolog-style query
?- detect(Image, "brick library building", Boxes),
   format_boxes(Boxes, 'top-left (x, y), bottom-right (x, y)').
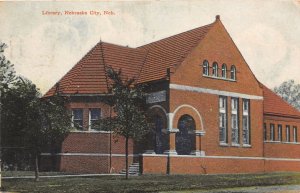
top-left (42, 16), bottom-right (300, 175)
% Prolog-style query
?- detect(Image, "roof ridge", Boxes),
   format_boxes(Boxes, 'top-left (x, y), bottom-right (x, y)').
top-left (100, 41), bottom-right (135, 49)
top-left (173, 23), bottom-right (215, 69)
top-left (99, 41), bottom-right (110, 93)
top-left (43, 41), bottom-right (101, 97)
top-left (67, 43), bottom-right (101, 94)
top-left (136, 50), bottom-right (149, 83)
top-left (138, 23), bottom-right (214, 49)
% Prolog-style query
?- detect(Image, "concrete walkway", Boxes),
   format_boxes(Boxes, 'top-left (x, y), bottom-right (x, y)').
top-left (2, 173), bottom-right (123, 179)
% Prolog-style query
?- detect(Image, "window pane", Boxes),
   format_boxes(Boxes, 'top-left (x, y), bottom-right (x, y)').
top-left (243, 100), bottom-right (249, 111)
top-left (91, 109), bottom-right (101, 120)
top-left (73, 109), bottom-right (83, 120)
top-left (219, 96), bottom-right (227, 143)
top-left (231, 65), bottom-right (236, 80)
top-left (72, 109), bottom-right (83, 130)
top-left (286, 126), bottom-right (290, 142)
top-left (278, 125), bottom-right (282, 141)
top-left (294, 127), bottom-right (297, 142)
top-left (203, 60), bottom-right (209, 75)
top-left (270, 124), bottom-right (274, 141)
top-left (232, 98), bottom-right (238, 110)
top-left (222, 64), bottom-right (227, 78)
top-left (74, 120), bottom-right (83, 129)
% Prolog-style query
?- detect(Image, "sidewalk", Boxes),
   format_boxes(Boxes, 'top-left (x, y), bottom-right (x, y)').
top-left (2, 173), bottom-right (123, 179)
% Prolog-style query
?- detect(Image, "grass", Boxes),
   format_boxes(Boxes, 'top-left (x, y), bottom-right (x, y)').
top-left (2, 172), bottom-right (300, 193)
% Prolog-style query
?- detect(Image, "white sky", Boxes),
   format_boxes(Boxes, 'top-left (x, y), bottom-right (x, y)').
top-left (1, 0), bottom-right (300, 94)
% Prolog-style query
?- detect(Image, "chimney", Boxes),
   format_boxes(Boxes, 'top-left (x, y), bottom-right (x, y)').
top-left (216, 15), bottom-right (220, 21)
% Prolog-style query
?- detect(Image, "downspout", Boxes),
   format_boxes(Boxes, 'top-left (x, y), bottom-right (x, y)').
top-left (109, 106), bottom-right (112, 173)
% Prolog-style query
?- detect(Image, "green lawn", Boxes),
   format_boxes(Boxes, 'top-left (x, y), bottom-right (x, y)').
top-left (3, 172), bottom-right (300, 193)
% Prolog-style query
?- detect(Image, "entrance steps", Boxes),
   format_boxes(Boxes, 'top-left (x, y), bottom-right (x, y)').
top-left (119, 162), bottom-right (140, 176)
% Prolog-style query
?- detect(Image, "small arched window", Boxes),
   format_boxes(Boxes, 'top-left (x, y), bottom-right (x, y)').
top-left (212, 62), bottom-right (218, 77)
top-left (230, 65), bottom-right (236, 80)
top-left (221, 64), bottom-right (227, 78)
top-left (203, 60), bottom-right (209, 76)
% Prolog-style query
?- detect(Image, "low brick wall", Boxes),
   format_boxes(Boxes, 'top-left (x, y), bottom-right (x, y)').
top-left (141, 155), bottom-right (300, 175)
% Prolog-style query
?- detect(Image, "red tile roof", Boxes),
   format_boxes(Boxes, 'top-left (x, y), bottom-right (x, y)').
top-left (44, 21), bottom-right (214, 97)
top-left (263, 85), bottom-right (300, 119)
top-left (137, 23), bottom-right (213, 83)
top-left (44, 42), bottom-right (146, 97)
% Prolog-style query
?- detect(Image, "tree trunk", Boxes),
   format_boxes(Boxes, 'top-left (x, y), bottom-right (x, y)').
top-left (35, 153), bottom-right (39, 182)
top-left (125, 136), bottom-right (129, 179)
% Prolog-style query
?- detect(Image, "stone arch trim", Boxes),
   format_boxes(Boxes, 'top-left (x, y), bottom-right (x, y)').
top-left (149, 105), bottom-right (167, 115)
top-left (172, 104), bottom-right (205, 131)
top-left (148, 105), bottom-right (168, 130)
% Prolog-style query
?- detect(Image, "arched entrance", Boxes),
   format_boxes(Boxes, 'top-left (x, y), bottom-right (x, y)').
top-left (145, 105), bottom-right (168, 154)
top-left (176, 115), bottom-right (196, 155)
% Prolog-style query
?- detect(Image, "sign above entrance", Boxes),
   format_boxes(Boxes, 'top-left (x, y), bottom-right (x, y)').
top-left (146, 90), bottom-right (166, 104)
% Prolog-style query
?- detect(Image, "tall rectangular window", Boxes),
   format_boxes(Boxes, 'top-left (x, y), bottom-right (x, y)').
top-left (89, 108), bottom-right (101, 130)
top-left (219, 96), bottom-right (227, 143)
top-left (231, 98), bottom-right (239, 144)
top-left (293, 126), bottom-right (298, 143)
top-left (242, 99), bottom-right (250, 144)
top-left (286, 125), bottom-right (290, 142)
top-left (72, 109), bottom-right (83, 130)
top-left (264, 123), bottom-right (267, 141)
top-left (278, 125), bottom-right (282, 141)
top-left (270, 124), bottom-right (275, 141)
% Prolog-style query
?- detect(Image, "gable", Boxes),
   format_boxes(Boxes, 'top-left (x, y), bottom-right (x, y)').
top-left (170, 17), bottom-right (262, 96)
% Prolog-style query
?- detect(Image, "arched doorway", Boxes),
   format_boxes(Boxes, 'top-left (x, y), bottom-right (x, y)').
top-left (176, 115), bottom-right (196, 155)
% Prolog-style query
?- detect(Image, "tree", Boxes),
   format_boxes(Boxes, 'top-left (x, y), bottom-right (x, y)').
top-left (0, 42), bottom-right (72, 181)
top-left (97, 67), bottom-right (151, 179)
top-left (0, 42), bottom-right (17, 92)
top-left (274, 80), bottom-right (300, 111)
top-left (6, 79), bottom-right (72, 181)
top-left (0, 42), bottom-right (17, 188)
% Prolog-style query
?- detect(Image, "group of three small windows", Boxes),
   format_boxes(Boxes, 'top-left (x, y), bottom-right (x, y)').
top-left (266, 124), bottom-right (297, 143)
top-left (203, 60), bottom-right (236, 80)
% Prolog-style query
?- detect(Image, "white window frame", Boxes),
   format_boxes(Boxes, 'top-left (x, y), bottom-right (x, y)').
top-left (221, 64), bottom-right (227, 78)
top-left (231, 98), bottom-right (239, 145)
top-left (213, 62), bottom-right (218, 77)
top-left (89, 108), bottom-right (101, 130)
top-left (264, 123), bottom-right (267, 141)
top-left (230, 65), bottom-right (236, 80)
top-left (278, 125), bottom-right (282, 141)
top-left (203, 60), bottom-right (209, 76)
top-left (286, 125), bottom-right (290, 142)
top-left (72, 108), bottom-right (83, 130)
top-left (293, 126), bottom-right (297, 143)
top-left (270, 124), bottom-right (274, 141)
top-left (219, 96), bottom-right (227, 144)
top-left (242, 99), bottom-right (250, 145)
